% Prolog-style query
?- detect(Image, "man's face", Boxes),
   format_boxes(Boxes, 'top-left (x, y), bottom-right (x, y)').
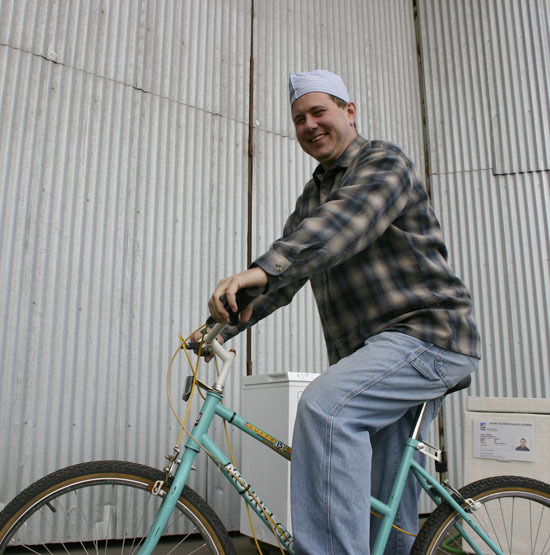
top-left (291, 92), bottom-right (357, 169)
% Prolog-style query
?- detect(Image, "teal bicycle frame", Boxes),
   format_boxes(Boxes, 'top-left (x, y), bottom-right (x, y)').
top-left (139, 324), bottom-right (504, 555)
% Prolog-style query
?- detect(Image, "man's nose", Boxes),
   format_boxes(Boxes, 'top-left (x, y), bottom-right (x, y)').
top-left (305, 114), bottom-right (318, 129)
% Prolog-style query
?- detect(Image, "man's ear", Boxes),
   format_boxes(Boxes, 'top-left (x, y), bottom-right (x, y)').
top-left (347, 102), bottom-right (357, 126)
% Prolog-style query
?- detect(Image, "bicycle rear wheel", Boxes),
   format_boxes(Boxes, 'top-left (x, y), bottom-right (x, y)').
top-left (411, 475), bottom-right (550, 554)
top-left (0, 460), bottom-right (236, 554)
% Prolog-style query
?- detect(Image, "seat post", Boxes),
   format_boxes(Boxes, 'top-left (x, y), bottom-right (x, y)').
top-left (410, 401), bottom-right (430, 441)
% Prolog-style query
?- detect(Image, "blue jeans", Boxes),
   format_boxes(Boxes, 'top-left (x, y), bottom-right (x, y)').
top-left (290, 331), bottom-right (479, 555)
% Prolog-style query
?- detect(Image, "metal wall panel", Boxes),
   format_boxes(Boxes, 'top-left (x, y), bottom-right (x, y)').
top-left (483, 0), bottom-right (550, 174)
top-left (1, 0), bottom-right (431, 534)
top-left (0, 0), bottom-right (251, 122)
top-left (419, 0), bottom-right (493, 174)
top-left (431, 170), bottom-right (550, 486)
top-left (419, 0), bottom-right (550, 491)
top-left (419, 0), bottom-right (550, 176)
top-left (0, 1), bottom-right (142, 86)
top-left (0, 0), bottom-right (251, 532)
top-left (433, 171), bottom-right (550, 398)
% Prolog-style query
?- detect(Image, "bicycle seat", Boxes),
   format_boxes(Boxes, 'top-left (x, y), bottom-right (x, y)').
top-left (444, 375), bottom-right (471, 396)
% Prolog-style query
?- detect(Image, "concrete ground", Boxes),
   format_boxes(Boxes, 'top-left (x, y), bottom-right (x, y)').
top-left (231, 533), bottom-right (282, 553)
top-left (5, 535), bottom-right (282, 554)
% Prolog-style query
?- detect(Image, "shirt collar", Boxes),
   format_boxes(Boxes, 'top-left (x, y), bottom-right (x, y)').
top-left (312, 135), bottom-right (368, 182)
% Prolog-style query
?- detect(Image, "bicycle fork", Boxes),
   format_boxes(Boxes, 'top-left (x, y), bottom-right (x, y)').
top-left (139, 393), bottom-right (222, 554)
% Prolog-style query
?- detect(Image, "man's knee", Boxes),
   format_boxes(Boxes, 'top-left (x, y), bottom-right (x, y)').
top-left (298, 372), bottom-right (336, 416)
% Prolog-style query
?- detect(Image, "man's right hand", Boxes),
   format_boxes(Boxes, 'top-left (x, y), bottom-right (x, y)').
top-left (208, 267), bottom-right (268, 324)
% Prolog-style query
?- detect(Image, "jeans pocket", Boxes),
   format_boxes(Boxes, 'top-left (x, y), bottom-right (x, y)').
top-left (437, 349), bottom-right (479, 386)
top-left (409, 348), bottom-right (442, 381)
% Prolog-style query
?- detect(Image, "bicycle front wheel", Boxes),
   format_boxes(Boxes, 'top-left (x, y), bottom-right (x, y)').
top-left (0, 460), bottom-right (236, 554)
top-left (411, 475), bottom-right (550, 554)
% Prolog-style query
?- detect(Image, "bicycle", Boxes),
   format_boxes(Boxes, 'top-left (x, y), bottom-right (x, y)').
top-left (1, 290), bottom-right (549, 554)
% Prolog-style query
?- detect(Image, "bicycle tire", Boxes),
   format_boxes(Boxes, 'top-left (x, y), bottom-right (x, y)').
top-left (411, 475), bottom-right (550, 554)
top-left (0, 460), bottom-right (236, 554)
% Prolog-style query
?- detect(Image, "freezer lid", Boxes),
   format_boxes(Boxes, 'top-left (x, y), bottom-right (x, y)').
top-left (242, 372), bottom-right (320, 387)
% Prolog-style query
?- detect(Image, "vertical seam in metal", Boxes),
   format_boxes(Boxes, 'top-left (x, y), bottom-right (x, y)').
top-left (413, 0), bottom-right (432, 197)
top-left (246, 0), bottom-right (254, 376)
top-left (414, 1), bottom-right (450, 470)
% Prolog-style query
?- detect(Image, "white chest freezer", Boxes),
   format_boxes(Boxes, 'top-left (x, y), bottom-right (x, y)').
top-left (239, 372), bottom-right (319, 546)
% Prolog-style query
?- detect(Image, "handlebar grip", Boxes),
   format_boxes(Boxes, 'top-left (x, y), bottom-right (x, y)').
top-left (206, 286), bottom-right (262, 326)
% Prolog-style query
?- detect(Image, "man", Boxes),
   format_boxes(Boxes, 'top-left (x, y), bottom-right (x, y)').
top-left (515, 438), bottom-right (530, 451)
top-left (205, 70), bottom-right (481, 554)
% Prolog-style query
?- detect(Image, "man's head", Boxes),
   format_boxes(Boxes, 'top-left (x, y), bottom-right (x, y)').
top-left (289, 70), bottom-right (357, 169)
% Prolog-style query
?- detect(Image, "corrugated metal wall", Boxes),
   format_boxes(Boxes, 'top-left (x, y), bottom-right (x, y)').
top-left (0, 0), bottom-right (429, 532)
top-left (1, 0), bottom-right (548, 538)
top-left (418, 0), bottom-right (550, 493)
top-left (0, 0), bottom-right (252, 529)
top-left (0, 0), bottom-right (426, 531)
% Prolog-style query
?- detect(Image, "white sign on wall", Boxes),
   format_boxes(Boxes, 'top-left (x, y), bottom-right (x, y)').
top-left (473, 420), bottom-right (534, 462)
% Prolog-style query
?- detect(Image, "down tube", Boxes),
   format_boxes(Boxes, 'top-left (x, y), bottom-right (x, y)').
top-left (213, 404), bottom-right (294, 550)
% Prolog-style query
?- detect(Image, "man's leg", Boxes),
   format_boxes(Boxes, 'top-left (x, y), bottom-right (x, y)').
top-left (290, 332), bottom-right (478, 555)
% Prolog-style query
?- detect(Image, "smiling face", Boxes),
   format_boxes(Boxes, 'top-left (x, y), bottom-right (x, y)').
top-left (291, 92), bottom-right (357, 169)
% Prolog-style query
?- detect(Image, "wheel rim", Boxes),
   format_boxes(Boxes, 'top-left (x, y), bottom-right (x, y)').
top-left (1, 473), bottom-right (224, 553)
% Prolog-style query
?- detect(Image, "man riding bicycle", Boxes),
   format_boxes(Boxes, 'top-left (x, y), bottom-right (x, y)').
top-left (203, 69), bottom-right (480, 555)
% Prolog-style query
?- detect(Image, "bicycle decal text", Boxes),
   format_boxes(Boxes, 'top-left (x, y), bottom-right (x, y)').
top-left (224, 463), bottom-right (293, 549)
top-left (244, 423), bottom-right (292, 458)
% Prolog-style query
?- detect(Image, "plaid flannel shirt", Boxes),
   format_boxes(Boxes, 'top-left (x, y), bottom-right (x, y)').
top-left (225, 136), bottom-right (480, 365)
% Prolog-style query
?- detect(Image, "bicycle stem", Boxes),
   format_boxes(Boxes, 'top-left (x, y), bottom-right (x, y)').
top-left (204, 323), bottom-right (236, 393)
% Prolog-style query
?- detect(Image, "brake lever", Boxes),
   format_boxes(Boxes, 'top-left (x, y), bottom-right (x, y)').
top-left (185, 341), bottom-right (212, 357)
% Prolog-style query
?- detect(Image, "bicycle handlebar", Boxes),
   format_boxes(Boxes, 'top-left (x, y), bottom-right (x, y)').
top-left (205, 286), bottom-right (262, 327)
top-left (184, 287), bottom-right (263, 390)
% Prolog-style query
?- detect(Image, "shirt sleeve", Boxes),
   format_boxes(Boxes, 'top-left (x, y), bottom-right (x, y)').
top-left (253, 143), bottom-right (414, 294)
top-left (220, 277), bottom-right (308, 342)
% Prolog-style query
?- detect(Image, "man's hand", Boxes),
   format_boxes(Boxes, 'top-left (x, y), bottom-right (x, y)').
top-left (189, 329), bottom-right (224, 362)
top-left (208, 267), bottom-right (268, 324)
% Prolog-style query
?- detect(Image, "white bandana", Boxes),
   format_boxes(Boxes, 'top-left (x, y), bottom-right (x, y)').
top-left (289, 69), bottom-right (351, 105)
